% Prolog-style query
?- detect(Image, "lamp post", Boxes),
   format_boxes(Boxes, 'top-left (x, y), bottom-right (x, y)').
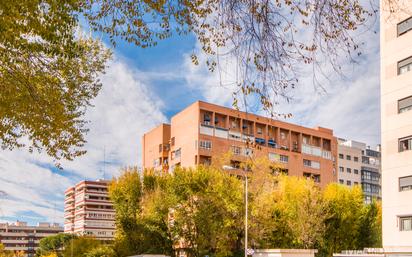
top-left (245, 171), bottom-right (248, 257)
top-left (222, 165), bottom-right (249, 257)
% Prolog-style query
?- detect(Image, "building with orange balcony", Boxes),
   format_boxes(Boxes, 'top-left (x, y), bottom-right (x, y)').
top-left (142, 101), bottom-right (338, 188)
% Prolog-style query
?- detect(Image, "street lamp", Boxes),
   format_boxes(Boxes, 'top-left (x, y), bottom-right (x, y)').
top-left (222, 165), bottom-right (249, 257)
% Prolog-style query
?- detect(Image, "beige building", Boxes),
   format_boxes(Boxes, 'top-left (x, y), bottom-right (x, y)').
top-left (337, 139), bottom-right (381, 203)
top-left (380, 0), bottom-right (412, 252)
top-left (64, 180), bottom-right (115, 240)
top-left (337, 139), bottom-right (363, 187)
top-left (143, 101), bottom-right (338, 188)
top-left (0, 221), bottom-right (63, 257)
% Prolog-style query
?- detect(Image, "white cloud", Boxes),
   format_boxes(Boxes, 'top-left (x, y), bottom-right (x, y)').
top-left (183, 16), bottom-right (381, 146)
top-left (0, 56), bottom-right (167, 224)
top-left (182, 43), bottom-right (240, 107)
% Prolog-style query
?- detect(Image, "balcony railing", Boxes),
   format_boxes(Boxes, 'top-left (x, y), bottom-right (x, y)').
top-left (215, 127), bottom-right (229, 139)
top-left (200, 124), bottom-right (214, 136)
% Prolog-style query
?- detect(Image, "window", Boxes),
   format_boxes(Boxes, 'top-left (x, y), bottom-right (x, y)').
top-left (303, 173), bottom-right (320, 183)
top-left (398, 95), bottom-right (412, 113)
top-left (171, 137), bottom-right (175, 146)
top-left (339, 179), bottom-right (344, 184)
top-left (398, 16), bottom-right (412, 36)
top-left (354, 182), bottom-right (359, 185)
top-left (203, 113), bottom-right (211, 124)
top-left (399, 176), bottom-right (412, 191)
top-left (400, 216), bottom-right (412, 231)
top-left (175, 148), bottom-right (181, 158)
top-left (303, 159), bottom-right (320, 169)
top-left (399, 136), bottom-right (412, 152)
top-left (354, 157), bottom-right (359, 162)
top-left (280, 155), bottom-right (289, 163)
top-left (398, 56), bottom-right (412, 75)
top-left (199, 140), bottom-right (212, 150)
top-left (339, 154), bottom-right (344, 159)
top-left (231, 146), bottom-right (241, 155)
top-left (339, 166), bottom-right (344, 172)
top-left (244, 148), bottom-right (253, 156)
top-left (354, 169), bottom-right (359, 174)
top-left (347, 180), bottom-right (352, 186)
top-left (268, 153), bottom-right (279, 162)
top-left (257, 127), bottom-right (263, 134)
top-left (346, 155), bottom-right (351, 160)
top-left (347, 168), bottom-right (352, 173)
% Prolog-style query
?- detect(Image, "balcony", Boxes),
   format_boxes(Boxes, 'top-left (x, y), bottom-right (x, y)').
top-left (322, 150), bottom-right (332, 160)
top-left (255, 137), bottom-right (265, 145)
top-left (200, 124), bottom-right (214, 136)
top-left (242, 134), bottom-right (255, 143)
top-left (215, 127), bottom-right (228, 139)
top-left (268, 139), bottom-right (277, 148)
top-left (229, 131), bottom-right (241, 141)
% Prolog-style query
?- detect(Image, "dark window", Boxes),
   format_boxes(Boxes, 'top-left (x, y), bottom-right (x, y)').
top-left (399, 136), bottom-right (412, 152)
top-left (339, 166), bottom-right (344, 172)
top-left (347, 168), bottom-right (352, 173)
top-left (398, 56), bottom-right (412, 75)
top-left (354, 182), bottom-right (359, 185)
top-left (347, 180), bottom-right (352, 186)
top-left (354, 156), bottom-right (359, 162)
top-left (400, 176), bottom-right (412, 192)
top-left (399, 95), bottom-right (412, 113)
top-left (339, 179), bottom-right (344, 184)
top-left (400, 216), bottom-right (412, 231)
top-left (339, 154), bottom-right (344, 159)
top-left (346, 155), bottom-right (351, 160)
top-left (354, 169), bottom-right (359, 174)
top-left (398, 16), bottom-right (412, 36)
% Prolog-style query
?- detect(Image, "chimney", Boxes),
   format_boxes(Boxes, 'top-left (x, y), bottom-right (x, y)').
top-left (376, 144), bottom-right (381, 152)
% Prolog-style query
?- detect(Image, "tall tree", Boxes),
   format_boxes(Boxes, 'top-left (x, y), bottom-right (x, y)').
top-left (0, 0), bottom-right (110, 164)
top-left (109, 167), bottom-right (174, 257)
top-left (35, 233), bottom-right (77, 257)
top-left (321, 183), bottom-right (365, 257)
top-left (167, 166), bottom-right (244, 257)
top-left (62, 237), bottom-right (101, 257)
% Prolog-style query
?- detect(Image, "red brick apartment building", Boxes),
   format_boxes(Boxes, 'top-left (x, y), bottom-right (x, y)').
top-left (64, 180), bottom-right (115, 240)
top-left (142, 101), bottom-right (338, 187)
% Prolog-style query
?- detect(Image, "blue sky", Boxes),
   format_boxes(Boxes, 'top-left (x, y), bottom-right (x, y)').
top-left (0, 14), bottom-right (381, 225)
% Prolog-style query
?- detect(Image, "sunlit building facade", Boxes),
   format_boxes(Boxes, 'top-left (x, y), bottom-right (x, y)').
top-left (143, 101), bottom-right (338, 188)
top-left (0, 221), bottom-right (62, 257)
top-left (64, 180), bottom-right (115, 240)
top-left (380, 0), bottom-right (412, 253)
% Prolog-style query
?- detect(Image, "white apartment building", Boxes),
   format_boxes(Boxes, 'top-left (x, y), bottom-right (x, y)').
top-left (380, 0), bottom-right (412, 253)
top-left (337, 139), bottom-right (381, 203)
top-left (64, 180), bottom-right (115, 240)
top-left (0, 221), bottom-right (63, 257)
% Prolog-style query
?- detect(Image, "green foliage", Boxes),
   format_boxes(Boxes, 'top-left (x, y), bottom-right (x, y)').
top-left (35, 233), bottom-right (77, 257)
top-left (0, 0), bottom-right (111, 164)
top-left (110, 164), bottom-right (382, 257)
top-left (62, 237), bottom-right (101, 257)
top-left (358, 200), bottom-right (382, 249)
top-left (168, 166), bottom-right (244, 257)
top-left (84, 245), bottom-right (115, 257)
top-left (250, 175), bottom-right (326, 250)
top-left (109, 167), bottom-right (173, 257)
